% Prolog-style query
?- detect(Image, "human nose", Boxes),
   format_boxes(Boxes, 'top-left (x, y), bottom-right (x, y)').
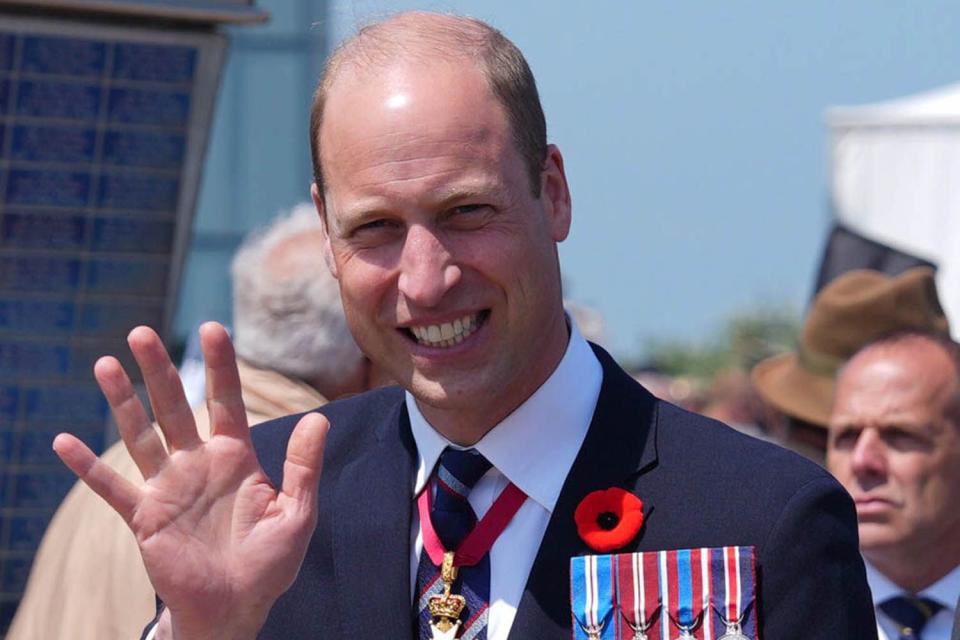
top-left (397, 225), bottom-right (461, 307)
top-left (849, 429), bottom-right (887, 484)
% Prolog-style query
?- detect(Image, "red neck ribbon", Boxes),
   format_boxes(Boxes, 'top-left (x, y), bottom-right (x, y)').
top-left (418, 479), bottom-right (527, 568)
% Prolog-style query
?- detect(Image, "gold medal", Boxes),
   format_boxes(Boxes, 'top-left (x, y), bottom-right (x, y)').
top-left (428, 552), bottom-right (467, 640)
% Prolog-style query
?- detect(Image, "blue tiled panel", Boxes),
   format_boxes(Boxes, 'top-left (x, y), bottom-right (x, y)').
top-left (0, 555), bottom-right (34, 594)
top-left (8, 513), bottom-right (54, 551)
top-left (97, 172), bottom-right (179, 212)
top-left (8, 469), bottom-right (77, 508)
top-left (0, 256), bottom-right (81, 292)
top-left (68, 341), bottom-right (137, 383)
top-left (0, 385), bottom-right (17, 421)
top-left (0, 32), bottom-right (14, 71)
top-left (1, 600), bottom-right (18, 637)
top-left (0, 211), bottom-right (87, 251)
top-left (108, 87), bottom-right (191, 126)
top-left (0, 299), bottom-right (76, 334)
top-left (5, 169), bottom-right (92, 207)
top-left (113, 42), bottom-right (196, 83)
top-left (21, 35), bottom-right (106, 77)
top-left (92, 217), bottom-right (175, 253)
top-left (0, 342), bottom-right (70, 378)
top-left (24, 386), bottom-right (108, 428)
top-left (0, 79), bottom-right (8, 115)
top-left (11, 124), bottom-right (97, 163)
top-left (20, 423), bottom-right (103, 465)
top-left (79, 300), bottom-right (164, 334)
top-left (0, 429), bottom-right (15, 462)
top-left (85, 257), bottom-right (169, 294)
top-left (16, 79), bottom-right (101, 120)
top-left (103, 129), bottom-right (186, 169)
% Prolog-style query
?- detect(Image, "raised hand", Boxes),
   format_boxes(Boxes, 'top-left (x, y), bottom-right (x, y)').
top-left (53, 322), bottom-right (328, 640)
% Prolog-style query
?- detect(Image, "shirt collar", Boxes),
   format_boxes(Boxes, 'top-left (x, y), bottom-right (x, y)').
top-left (866, 560), bottom-right (960, 610)
top-left (407, 319), bottom-right (603, 513)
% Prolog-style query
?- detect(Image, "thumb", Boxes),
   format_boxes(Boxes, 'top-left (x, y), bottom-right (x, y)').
top-left (281, 412), bottom-right (329, 507)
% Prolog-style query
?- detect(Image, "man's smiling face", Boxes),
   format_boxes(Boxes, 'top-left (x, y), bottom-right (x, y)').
top-left (313, 58), bottom-right (572, 441)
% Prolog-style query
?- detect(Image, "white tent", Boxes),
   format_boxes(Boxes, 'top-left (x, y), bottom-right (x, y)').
top-left (827, 83), bottom-right (960, 336)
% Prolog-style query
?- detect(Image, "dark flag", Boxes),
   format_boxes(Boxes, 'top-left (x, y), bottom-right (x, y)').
top-left (813, 223), bottom-right (938, 296)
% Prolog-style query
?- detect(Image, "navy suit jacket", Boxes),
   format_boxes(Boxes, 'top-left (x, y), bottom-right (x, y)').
top-left (245, 344), bottom-right (876, 638)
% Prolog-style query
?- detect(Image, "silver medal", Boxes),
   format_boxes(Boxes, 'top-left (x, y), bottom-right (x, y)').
top-left (575, 618), bottom-right (606, 640)
top-left (621, 603), bottom-right (659, 640)
top-left (712, 603), bottom-right (752, 640)
top-left (718, 625), bottom-right (751, 640)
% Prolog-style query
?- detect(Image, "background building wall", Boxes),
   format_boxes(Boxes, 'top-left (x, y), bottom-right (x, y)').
top-left (173, 0), bottom-right (327, 344)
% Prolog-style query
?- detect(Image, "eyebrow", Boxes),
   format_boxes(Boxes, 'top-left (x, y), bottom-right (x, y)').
top-left (334, 179), bottom-right (509, 230)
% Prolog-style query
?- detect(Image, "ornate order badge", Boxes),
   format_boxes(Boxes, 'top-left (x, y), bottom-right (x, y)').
top-left (428, 552), bottom-right (467, 640)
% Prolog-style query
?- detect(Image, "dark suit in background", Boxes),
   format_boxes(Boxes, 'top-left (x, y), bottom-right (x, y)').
top-left (250, 345), bottom-right (877, 639)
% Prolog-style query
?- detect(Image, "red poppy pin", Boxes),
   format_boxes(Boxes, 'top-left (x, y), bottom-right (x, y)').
top-left (574, 487), bottom-right (644, 552)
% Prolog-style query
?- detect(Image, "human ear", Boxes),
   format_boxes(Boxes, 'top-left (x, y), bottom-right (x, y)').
top-left (311, 183), bottom-right (339, 278)
top-left (541, 144), bottom-right (572, 242)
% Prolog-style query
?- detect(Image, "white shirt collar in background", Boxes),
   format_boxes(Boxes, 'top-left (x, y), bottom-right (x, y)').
top-left (866, 560), bottom-right (960, 640)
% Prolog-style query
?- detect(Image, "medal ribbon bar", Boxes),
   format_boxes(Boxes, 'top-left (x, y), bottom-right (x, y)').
top-left (569, 546), bottom-right (758, 640)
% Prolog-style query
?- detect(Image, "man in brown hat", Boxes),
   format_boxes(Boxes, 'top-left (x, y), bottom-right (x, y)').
top-left (751, 267), bottom-right (949, 461)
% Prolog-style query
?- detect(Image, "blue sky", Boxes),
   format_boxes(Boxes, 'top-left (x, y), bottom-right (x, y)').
top-left (325, 1), bottom-right (960, 358)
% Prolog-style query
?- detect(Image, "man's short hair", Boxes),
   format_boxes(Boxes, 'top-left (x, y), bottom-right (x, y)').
top-left (231, 203), bottom-right (363, 382)
top-left (309, 12), bottom-right (547, 199)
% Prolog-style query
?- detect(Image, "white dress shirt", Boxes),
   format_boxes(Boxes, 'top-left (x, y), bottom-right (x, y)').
top-left (407, 321), bottom-right (603, 640)
top-left (867, 561), bottom-right (960, 640)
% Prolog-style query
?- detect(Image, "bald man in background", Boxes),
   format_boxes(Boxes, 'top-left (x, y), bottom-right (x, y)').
top-left (829, 331), bottom-right (960, 640)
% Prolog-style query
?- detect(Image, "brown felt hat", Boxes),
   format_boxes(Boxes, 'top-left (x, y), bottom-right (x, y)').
top-left (751, 267), bottom-right (950, 427)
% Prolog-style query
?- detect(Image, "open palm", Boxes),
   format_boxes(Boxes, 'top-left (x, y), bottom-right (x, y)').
top-left (54, 323), bottom-right (328, 639)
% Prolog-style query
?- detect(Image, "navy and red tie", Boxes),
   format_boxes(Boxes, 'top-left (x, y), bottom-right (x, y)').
top-left (415, 448), bottom-right (492, 639)
top-left (880, 595), bottom-right (943, 640)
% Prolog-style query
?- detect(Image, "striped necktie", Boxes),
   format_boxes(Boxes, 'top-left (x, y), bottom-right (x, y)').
top-left (880, 595), bottom-right (944, 640)
top-left (415, 448), bottom-right (492, 639)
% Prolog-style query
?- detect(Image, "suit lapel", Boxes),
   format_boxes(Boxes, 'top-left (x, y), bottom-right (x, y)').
top-left (508, 345), bottom-right (659, 640)
top-left (331, 399), bottom-right (418, 636)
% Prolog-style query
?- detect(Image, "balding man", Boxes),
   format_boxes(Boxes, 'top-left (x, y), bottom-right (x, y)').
top-left (829, 332), bottom-right (960, 640)
top-left (7, 205), bottom-right (368, 640)
top-left (54, 12), bottom-right (874, 640)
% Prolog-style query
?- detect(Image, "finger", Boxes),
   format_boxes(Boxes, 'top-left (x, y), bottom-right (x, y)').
top-left (281, 412), bottom-right (329, 507)
top-left (53, 433), bottom-right (140, 524)
top-left (200, 322), bottom-right (250, 440)
top-left (128, 326), bottom-right (201, 452)
top-left (94, 356), bottom-right (168, 478)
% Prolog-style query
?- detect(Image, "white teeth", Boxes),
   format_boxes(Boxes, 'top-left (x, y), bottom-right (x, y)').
top-left (408, 313), bottom-right (483, 348)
